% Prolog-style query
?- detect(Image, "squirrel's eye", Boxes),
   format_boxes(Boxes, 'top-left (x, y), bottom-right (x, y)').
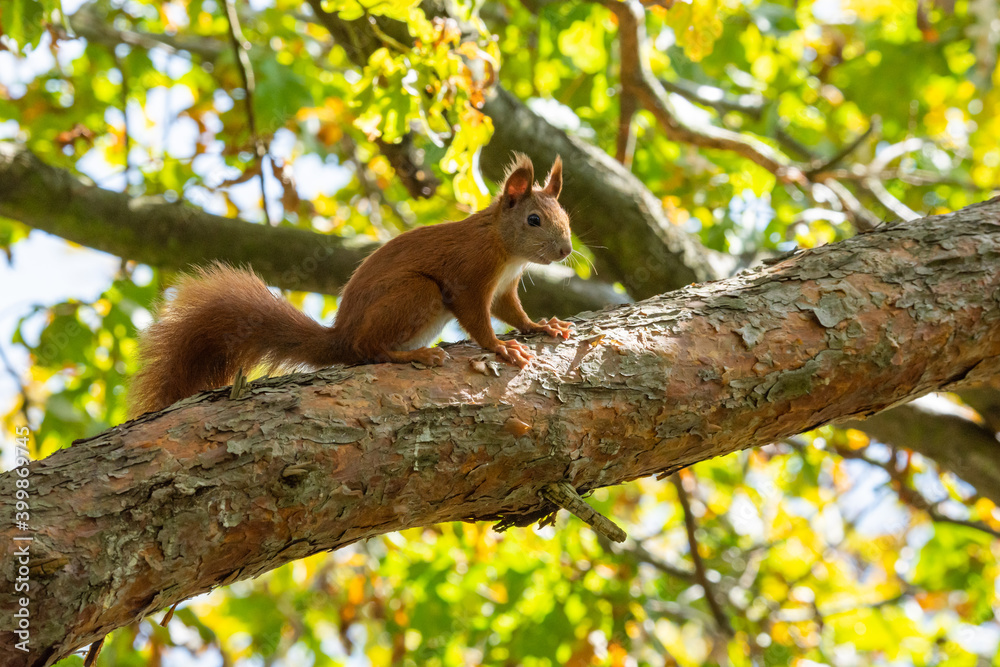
top-left (527, 214), bottom-right (541, 227)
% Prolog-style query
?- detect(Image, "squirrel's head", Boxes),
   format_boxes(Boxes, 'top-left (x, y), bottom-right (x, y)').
top-left (494, 153), bottom-right (572, 265)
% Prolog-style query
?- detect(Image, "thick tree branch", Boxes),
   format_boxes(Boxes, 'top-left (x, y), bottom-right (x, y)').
top-left (3, 198), bottom-right (1000, 665)
top-left (0, 142), bottom-right (625, 317)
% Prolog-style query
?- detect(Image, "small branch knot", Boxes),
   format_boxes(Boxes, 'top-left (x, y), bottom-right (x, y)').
top-left (540, 482), bottom-right (627, 543)
top-left (229, 366), bottom-right (249, 400)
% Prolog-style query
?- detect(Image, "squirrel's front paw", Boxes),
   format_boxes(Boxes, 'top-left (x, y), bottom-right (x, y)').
top-left (493, 340), bottom-right (534, 368)
top-left (528, 317), bottom-right (574, 340)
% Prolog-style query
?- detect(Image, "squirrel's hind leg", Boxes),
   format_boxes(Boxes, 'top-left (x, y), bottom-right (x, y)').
top-left (382, 347), bottom-right (448, 366)
top-left (352, 275), bottom-right (451, 366)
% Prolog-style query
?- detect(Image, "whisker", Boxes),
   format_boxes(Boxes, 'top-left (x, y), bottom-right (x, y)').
top-left (571, 249), bottom-right (598, 273)
top-left (571, 230), bottom-right (607, 251)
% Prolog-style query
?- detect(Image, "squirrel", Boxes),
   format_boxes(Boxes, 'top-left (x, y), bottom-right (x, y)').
top-left (128, 154), bottom-right (575, 416)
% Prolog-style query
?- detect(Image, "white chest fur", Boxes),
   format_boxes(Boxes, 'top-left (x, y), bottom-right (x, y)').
top-left (399, 260), bottom-right (527, 351)
top-left (493, 261), bottom-right (528, 304)
top-left (399, 309), bottom-right (454, 351)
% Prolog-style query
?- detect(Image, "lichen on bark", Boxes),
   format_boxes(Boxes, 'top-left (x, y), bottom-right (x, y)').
top-left (2, 198), bottom-right (1000, 666)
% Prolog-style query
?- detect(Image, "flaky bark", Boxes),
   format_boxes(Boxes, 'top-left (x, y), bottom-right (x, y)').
top-left (2, 198), bottom-right (999, 665)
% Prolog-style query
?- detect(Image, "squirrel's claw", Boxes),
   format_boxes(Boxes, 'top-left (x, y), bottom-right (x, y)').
top-left (419, 348), bottom-right (449, 366)
top-left (494, 339), bottom-right (534, 368)
top-left (533, 317), bottom-right (574, 340)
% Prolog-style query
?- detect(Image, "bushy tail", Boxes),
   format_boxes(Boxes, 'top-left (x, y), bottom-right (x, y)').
top-left (129, 263), bottom-right (348, 417)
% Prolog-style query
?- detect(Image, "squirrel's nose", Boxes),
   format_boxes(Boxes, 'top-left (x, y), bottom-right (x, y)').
top-left (559, 244), bottom-right (571, 259)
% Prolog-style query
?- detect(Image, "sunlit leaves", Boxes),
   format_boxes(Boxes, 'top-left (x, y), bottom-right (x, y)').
top-left (351, 15), bottom-right (499, 207)
top-left (0, 217), bottom-right (30, 260)
top-left (558, 16), bottom-right (609, 74)
top-left (440, 106), bottom-right (492, 207)
top-left (318, 0), bottom-right (422, 23)
top-left (0, 0), bottom-right (59, 52)
top-left (8, 273), bottom-right (158, 455)
top-left (662, 0), bottom-right (724, 62)
top-left (254, 56), bottom-right (313, 130)
top-left (913, 524), bottom-right (996, 623)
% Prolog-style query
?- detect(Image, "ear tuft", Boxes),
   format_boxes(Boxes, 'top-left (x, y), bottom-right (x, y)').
top-left (543, 155), bottom-right (562, 198)
top-left (501, 152), bottom-right (534, 206)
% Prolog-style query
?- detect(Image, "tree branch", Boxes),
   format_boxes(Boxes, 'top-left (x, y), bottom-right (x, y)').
top-left (658, 77), bottom-right (765, 120)
top-left (596, 1), bottom-right (960, 232)
top-left (831, 442), bottom-right (1000, 539)
top-left (615, 91), bottom-right (639, 168)
top-left (844, 402), bottom-right (1000, 504)
top-left (672, 474), bottom-right (733, 635)
top-left (821, 178), bottom-right (882, 232)
top-left (222, 0), bottom-right (271, 225)
top-left (302, 0), bottom-right (727, 296)
top-left (861, 137), bottom-right (926, 221)
top-left (3, 197), bottom-right (1000, 665)
top-left (957, 386), bottom-right (1000, 433)
top-left (805, 117), bottom-right (879, 177)
top-left (0, 143), bottom-right (624, 317)
top-left (67, 5), bottom-right (225, 60)
top-left (603, 0), bottom-right (799, 180)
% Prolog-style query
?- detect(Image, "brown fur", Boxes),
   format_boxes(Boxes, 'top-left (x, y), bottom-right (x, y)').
top-left (129, 154), bottom-right (572, 416)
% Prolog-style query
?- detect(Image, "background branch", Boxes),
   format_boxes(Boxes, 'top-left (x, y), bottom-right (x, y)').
top-left (844, 402), bottom-right (1000, 505)
top-left (672, 474), bottom-right (734, 636)
top-left (0, 143), bottom-right (625, 317)
top-left (223, 0), bottom-right (270, 225)
top-left (658, 77), bottom-right (766, 119)
top-left (602, 0), bottom-right (796, 178)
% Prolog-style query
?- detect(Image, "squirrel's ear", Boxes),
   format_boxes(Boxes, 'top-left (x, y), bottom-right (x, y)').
top-left (501, 154), bottom-right (534, 207)
top-left (543, 155), bottom-right (562, 198)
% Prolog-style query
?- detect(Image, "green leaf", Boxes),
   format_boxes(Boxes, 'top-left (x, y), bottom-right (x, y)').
top-left (254, 57), bottom-right (314, 130)
top-left (3, 0), bottom-right (47, 51)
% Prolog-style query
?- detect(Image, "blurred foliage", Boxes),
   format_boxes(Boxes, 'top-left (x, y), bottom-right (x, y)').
top-left (2, 0), bottom-right (999, 664)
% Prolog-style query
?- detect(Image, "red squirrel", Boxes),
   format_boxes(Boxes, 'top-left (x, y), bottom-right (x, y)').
top-left (129, 154), bottom-right (574, 416)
